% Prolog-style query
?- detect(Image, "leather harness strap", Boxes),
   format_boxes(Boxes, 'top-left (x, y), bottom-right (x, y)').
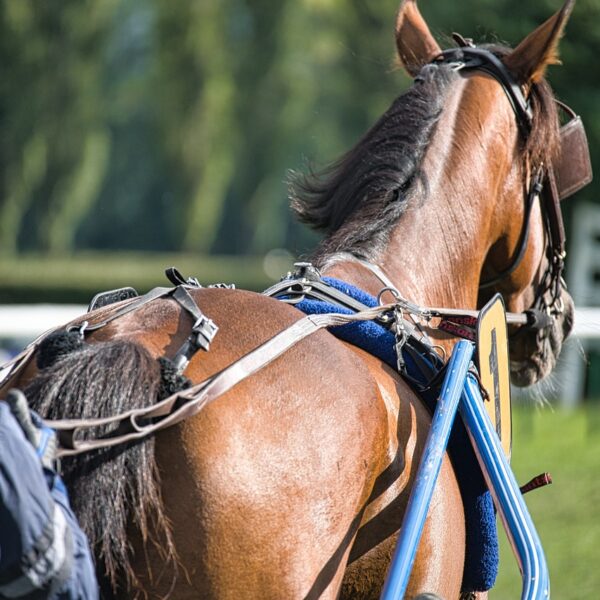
top-left (171, 286), bottom-right (219, 372)
top-left (46, 305), bottom-right (392, 457)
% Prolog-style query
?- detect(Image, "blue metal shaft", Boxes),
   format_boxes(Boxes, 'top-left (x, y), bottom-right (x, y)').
top-left (460, 375), bottom-right (550, 600)
top-left (380, 340), bottom-right (474, 600)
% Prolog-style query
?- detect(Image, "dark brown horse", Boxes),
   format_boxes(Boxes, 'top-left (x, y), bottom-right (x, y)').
top-left (2, 1), bottom-right (577, 598)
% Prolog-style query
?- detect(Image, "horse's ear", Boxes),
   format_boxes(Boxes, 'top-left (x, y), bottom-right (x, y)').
top-left (395, 0), bottom-right (442, 77)
top-left (504, 0), bottom-right (575, 84)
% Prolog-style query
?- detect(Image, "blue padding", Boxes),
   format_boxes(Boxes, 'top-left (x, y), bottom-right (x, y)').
top-left (292, 277), bottom-right (498, 592)
top-left (0, 403), bottom-right (51, 574)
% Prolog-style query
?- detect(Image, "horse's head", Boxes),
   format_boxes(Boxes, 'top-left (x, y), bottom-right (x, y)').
top-left (395, 0), bottom-right (583, 387)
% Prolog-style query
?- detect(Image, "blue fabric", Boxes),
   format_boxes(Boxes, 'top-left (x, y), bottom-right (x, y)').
top-left (0, 402), bottom-right (98, 599)
top-left (0, 403), bottom-right (51, 573)
top-left (292, 277), bottom-right (498, 592)
top-left (49, 473), bottom-right (99, 600)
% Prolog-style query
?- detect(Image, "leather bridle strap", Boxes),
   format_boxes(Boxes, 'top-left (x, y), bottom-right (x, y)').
top-left (434, 42), bottom-right (568, 318)
top-left (542, 168), bottom-right (566, 257)
top-left (478, 167), bottom-right (544, 289)
top-left (437, 45), bottom-right (532, 136)
top-left (46, 305), bottom-right (393, 457)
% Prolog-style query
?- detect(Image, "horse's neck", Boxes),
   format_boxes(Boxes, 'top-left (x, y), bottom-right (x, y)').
top-left (321, 200), bottom-right (486, 311)
top-left (323, 78), bottom-right (516, 310)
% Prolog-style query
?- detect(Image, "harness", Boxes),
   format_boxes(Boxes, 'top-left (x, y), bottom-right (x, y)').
top-left (0, 261), bottom-right (509, 457)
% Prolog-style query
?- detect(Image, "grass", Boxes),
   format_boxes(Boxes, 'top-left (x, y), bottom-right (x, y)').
top-left (0, 251), bottom-right (294, 303)
top-left (491, 405), bottom-right (600, 599)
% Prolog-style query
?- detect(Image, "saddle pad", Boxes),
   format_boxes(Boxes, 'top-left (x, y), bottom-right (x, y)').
top-left (292, 277), bottom-right (498, 593)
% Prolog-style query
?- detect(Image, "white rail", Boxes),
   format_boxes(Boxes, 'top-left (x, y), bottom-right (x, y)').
top-left (1, 304), bottom-right (599, 340)
top-left (0, 305), bottom-right (87, 339)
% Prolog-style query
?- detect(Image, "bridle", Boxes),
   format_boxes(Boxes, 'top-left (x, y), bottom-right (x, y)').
top-left (433, 36), bottom-right (592, 327)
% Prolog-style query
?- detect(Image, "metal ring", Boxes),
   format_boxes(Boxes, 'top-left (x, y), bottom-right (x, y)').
top-left (377, 286), bottom-right (402, 306)
top-left (67, 320), bottom-right (89, 339)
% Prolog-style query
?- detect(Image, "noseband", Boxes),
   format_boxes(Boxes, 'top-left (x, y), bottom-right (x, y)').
top-left (433, 37), bottom-right (592, 330)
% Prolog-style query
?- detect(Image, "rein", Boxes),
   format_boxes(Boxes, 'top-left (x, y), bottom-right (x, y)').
top-left (316, 253), bottom-right (556, 338)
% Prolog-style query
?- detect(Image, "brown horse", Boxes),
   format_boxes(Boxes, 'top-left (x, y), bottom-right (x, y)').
top-left (2, 1), bottom-right (577, 598)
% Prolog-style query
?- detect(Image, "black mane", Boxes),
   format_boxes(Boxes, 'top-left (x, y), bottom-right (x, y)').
top-left (290, 63), bottom-right (459, 263)
top-left (290, 44), bottom-right (560, 265)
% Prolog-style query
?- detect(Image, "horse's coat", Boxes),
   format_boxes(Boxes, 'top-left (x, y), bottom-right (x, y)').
top-left (4, 1), bottom-right (579, 598)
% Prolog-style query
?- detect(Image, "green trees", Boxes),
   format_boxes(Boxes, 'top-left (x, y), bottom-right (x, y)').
top-left (1, 0), bottom-right (597, 258)
top-left (0, 0), bottom-right (114, 255)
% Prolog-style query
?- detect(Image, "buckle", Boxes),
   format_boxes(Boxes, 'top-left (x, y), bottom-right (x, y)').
top-left (192, 316), bottom-right (219, 352)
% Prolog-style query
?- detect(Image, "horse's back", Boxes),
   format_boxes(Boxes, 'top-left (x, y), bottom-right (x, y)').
top-left (118, 289), bottom-right (389, 598)
top-left (65, 288), bottom-right (464, 599)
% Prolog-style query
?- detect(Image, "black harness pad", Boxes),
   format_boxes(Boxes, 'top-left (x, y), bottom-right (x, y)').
top-left (88, 287), bottom-right (139, 312)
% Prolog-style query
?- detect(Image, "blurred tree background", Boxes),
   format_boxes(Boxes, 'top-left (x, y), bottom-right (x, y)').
top-left (0, 0), bottom-right (598, 298)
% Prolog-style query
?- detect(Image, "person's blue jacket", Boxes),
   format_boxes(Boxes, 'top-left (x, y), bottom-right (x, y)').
top-left (0, 399), bottom-right (98, 599)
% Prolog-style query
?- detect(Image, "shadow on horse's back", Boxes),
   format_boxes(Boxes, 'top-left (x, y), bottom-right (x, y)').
top-left (5, 0), bottom-right (581, 597)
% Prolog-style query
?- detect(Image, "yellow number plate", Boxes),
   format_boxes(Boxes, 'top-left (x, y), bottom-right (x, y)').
top-left (476, 294), bottom-right (512, 459)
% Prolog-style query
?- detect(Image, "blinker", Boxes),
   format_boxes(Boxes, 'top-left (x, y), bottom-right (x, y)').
top-left (554, 110), bottom-right (593, 200)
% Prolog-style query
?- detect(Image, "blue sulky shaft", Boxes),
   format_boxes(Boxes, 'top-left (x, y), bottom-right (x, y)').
top-left (461, 375), bottom-right (550, 600)
top-left (380, 338), bottom-right (550, 599)
top-left (380, 340), bottom-right (474, 600)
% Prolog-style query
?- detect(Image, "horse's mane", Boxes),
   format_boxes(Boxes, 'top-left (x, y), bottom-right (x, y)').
top-left (291, 44), bottom-right (560, 264)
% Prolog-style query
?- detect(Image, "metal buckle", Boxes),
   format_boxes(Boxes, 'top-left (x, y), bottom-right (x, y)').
top-left (192, 316), bottom-right (219, 352)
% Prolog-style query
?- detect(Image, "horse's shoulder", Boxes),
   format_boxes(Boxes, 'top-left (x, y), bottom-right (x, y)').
top-left (340, 342), bottom-right (432, 427)
top-left (131, 287), bottom-right (378, 393)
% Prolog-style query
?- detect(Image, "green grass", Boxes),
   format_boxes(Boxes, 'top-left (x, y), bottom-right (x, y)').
top-left (491, 405), bottom-right (600, 599)
top-left (0, 251), bottom-right (294, 303)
